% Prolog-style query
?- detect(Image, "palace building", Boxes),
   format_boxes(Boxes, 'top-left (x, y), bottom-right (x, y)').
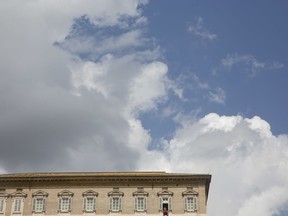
top-left (0, 172), bottom-right (211, 216)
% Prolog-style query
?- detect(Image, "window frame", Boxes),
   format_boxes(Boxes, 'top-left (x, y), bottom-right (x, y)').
top-left (82, 190), bottom-right (98, 213)
top-left (110, 197), bottom-right (121, 212)
top-left (32, 190), bottom-right (48, 213)
top-left (10, 191), bottom-right (27, 215)
top-left (57, 190), bottom-right (74, 213)
top-left (157, 188), bottom-right (173, 212)
top-left (0, 192), bottom-right (9, 214)
top-left (108, 188), bottom-right (124, 213)
top-left (184, 197), bottom-right (197, 212)
top-left (182, 187), bottom-right (198, 212)
top-left (132, 188), bottom-right (149, 212)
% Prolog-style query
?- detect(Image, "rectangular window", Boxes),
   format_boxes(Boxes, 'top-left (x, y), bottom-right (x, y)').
top-left (110, 197), bottom-right (121, 211)
top-left (84, 197), bottom-right (96, 212)
top-left (135, 197), bottom-right (146, 211)
top-left (33, 198), bottom-right (45, 213)
top-left (160, 197), bottom-right (172, 211)
top-left (0, 199), bottom-right (5, 213)
top-left (59, 197), bottom-right (71, 213)
top-left (185, 197), bottom-right (197, 211)
top-left (13, 199), bottom-right (22, 213)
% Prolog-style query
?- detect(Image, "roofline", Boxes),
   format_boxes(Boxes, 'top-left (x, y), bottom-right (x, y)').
top-left (0, 172), bottom-right (211, 197)
top-left (0, 171), bottom-right (211, 179)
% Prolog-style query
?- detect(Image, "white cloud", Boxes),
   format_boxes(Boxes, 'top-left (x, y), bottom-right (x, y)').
top-left (220, 53), bottom-right (284, 77)
top-left (188, 17), bottom-right (217, 41)
top-left (129, 61), bottom-right (169, 113)
top-left (208, 87), bottom-right (226, 104)
top-left (162, 113), bottom-right (288, 216)
top-left (173, 73), bottom-right (225, 104)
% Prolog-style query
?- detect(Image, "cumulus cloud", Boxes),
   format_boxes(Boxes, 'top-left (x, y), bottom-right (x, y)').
top-left (163, 113), bottom-right (288, 216)
top-left (188, 17), bottom-right (217, 41)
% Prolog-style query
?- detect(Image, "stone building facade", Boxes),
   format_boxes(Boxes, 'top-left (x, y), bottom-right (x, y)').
top-left (0, 172), bottom-right (211, 216)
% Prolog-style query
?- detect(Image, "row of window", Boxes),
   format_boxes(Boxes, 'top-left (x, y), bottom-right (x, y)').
top-left (0, 187), bottom-right (198, 214)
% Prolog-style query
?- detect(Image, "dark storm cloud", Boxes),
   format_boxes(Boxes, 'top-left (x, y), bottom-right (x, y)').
top-left (0, 79), bottom-right (138, 172)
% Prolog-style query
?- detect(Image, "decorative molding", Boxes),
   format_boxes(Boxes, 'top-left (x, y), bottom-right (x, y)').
top-left (82, 190), bottom-right (98, 197)
top-left (10, 191), bottom-right (27, 198)
top-left (32, 190), bottom-right (48, 197)
top-left (0, 192), bottom-right (9, 198)
top-left (108, 188), bottom-right (124, 197)
top-left (157, 188), bottom-right (173, 197)
top-left (133, 188), bottom-right (149, 197)
top-left (58, 190), bottom-right (74, 197)
top-left (182, 187), bottom-right (198, 197)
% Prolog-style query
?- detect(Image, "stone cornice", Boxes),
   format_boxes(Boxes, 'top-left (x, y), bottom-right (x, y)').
top-left (0, 172), bottom-right (211, 182)
top-left (0, 172), bottom-right (211, 196)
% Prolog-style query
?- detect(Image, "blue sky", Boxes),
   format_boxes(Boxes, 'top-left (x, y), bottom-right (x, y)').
top-left (0, 1), bottom-right (288, 216)
top-left (140, 0), bottom-right (288, 137)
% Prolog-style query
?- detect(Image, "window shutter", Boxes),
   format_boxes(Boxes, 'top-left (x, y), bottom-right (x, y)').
top-left (144, 197), bottom-right (147, 210)
top-left (0, 199), bottom-right (4, 212)
top-left (14, 199), bottom-right (21, 212)
top-left (184, 197), bottom-right (187, 210)
top-left (58, 198), bottom-right (61, 211)
top-left (134, 197), bottom-right (137, 210)
top-left (68, 197), bottom-right (72, 211)
top-left (32, 198), bottom-right (36, 212)
top-left (193, 197), bottom-right (197, 210)
top-left (109, 197), bottom-right (112, 211)
top-left (93, 197), bottom-right (96, 211)
top-left (159, 198), bottom-right (162, 210)
top-left (168, 197), bottom-right (172, 210)
top-left (83, 197), bottom-right (86, 211)
top-left (43, 198), bottom-right (46, 212)
top-left (119, 197), bottom-right (122, 211)
top-left (13, 199), bottom-right (16, 212)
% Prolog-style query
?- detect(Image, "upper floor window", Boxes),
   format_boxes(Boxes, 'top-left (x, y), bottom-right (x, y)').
top-left (10, 191), bottom-right (27, 214)
top-left (108, 188), bottom-right (124, 212)
top-left (0, 191), bottom-right (9, 214)
top-left (182, 187), bottom-right (198, 212)
top-left (157, 188), bottom-right (173, 211)
top-left (32, 190), bottom-right (48, 213)
top-left (82, 190), bottom-right (98, 213)
top-left (58, 190), bottom-right (73, 213)
top-left (133, 188), bottom-right (148, 212)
